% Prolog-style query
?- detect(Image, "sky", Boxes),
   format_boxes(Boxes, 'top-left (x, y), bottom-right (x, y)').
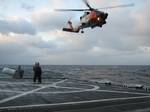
top-left (0, 0), bottom-right (149, 65)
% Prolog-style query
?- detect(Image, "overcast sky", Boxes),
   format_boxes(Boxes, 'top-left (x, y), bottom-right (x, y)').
top-left (0, 0), bottom-right (149, 65)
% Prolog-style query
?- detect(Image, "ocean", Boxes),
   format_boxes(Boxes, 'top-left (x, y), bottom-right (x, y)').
top-left (0, 65), bottom-right (150, 86)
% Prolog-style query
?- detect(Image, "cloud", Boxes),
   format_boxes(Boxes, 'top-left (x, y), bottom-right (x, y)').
top-left (0, 17), bottom-right (36, 35)
top-left (35, 0), bottom-right (150, 65)
top-left (132, 1), bottom-right (150, 46)
top-left (0, 33), bottom-right (53, 64)
top-left (0, 0), bottom-right (150, 65)
top-left (21, 2), bottom-right (34, 11)
top-left (31, 8), bottom-right (74, 32)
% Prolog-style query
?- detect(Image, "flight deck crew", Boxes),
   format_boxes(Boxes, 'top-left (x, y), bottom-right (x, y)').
top-left (33, 62), bottom-right (42, 84)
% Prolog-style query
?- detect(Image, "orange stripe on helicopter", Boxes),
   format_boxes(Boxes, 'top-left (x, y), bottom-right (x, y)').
top-left (90, 11), bottom-right (97, 21)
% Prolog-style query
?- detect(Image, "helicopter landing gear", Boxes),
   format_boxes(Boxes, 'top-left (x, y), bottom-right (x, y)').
top-left (81, 31), bottom-right (84, 33)
top-left (81, 28), bottom-right (84, 33)
top-left (81, 30), bottom-right (84, 33)
top-left (99, 25), bottom-right (102, 27)
top-left (103, 21), bottom-right (107, 24)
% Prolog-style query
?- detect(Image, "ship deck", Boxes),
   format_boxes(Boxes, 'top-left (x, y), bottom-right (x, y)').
top-left (0, 78), bottom-right (150, 112)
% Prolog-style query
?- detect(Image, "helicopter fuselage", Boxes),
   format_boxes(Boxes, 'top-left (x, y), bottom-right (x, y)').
top-left (56, 0), bottom-right (133, 33)
top-left (62, 10), bottom-right (108, 33)
top-left (79, 11), bottom-right (108, 29)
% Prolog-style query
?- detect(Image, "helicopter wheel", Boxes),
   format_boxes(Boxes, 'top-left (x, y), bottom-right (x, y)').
top-left (81, 30), bottom-right (84, 33)
top-left (99, 25), bottom-right (102, 27)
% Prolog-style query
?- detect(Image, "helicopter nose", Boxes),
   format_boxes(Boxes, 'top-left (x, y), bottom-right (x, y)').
top-left (105, 13), bottom-right (108, 19)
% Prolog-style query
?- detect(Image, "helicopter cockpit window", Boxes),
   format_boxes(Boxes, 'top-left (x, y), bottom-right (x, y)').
top-left (83, 12), bottom-right (90, 17)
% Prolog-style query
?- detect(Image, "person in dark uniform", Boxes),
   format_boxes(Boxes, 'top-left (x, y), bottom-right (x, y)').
top-left (33, 62), bottom-right (42, 84)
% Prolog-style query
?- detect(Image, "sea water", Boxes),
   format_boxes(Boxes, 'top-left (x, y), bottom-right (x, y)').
top-left (0, 65), bottom-right (150, 86)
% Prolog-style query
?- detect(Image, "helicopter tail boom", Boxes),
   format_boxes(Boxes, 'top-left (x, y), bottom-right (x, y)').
top-left (62, 21), bottom-right (80, 33)
top-left (62, 28), bottom-right (80, 33)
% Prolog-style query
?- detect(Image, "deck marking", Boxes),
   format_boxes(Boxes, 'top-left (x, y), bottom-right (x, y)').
top-left (35, 84), bottom-right (100, 94)
top-left (33, 87), bottom-right (149, 95)
top-left (0, 78), bottom-right (150, 109)
top-left (96, 89), bottom-right (150, 96)
top-left (0, 85), bottom-right (51, 104)
top-left (52, 86), bottom-right (82, 90)
top-left (52, 79), bottom-right (68, 86)
top-left (1, 95), bottom-right (150, 110)
top-left (0, 79), bottom-right (67, 104)
top-left (35, 82), bottom-right (100, 94)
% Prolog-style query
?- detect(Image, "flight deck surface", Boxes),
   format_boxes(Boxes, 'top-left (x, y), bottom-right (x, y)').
top-left (0, 78), bottom-right (150, 112)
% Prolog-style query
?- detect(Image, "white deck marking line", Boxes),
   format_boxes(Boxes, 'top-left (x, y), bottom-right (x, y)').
top-left (0, 84), bottom-right (97, 95)
top-left (52, 79), bottom-right (68, 86)
top-left (53, 86), bottom-right (82, 90)
top-left (35, 89), bottom-right (97, 94)
top-left (34, 84), bottom-right (148, 95)
top-left (31, 84), bottom-right (100, 94)
top-left (35, 91), bottom-right (87, 94)
top-left (0, 85), bottom-right (51, 104)
top-left (1, 95), bottom-right (150, 110)
top-left (88, 84), bottom-right (99, 91)
top-left (0, 80), bottom-right (67, 94)
top-left (53, 83), bottom-right (99, 90)
top-left (29, 85), bottom-right (149, 95)
top-left (0, 80), bottom-right (99, 95)
top-left (96, 89), bottom-right (150, 96)
top-left (0, 79), bottom-right (67, 104)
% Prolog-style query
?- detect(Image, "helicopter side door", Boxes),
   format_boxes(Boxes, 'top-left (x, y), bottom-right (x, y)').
top-left (80, 12), bottom-right (91, 28)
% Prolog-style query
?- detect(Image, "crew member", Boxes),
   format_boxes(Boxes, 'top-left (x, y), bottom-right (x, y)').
top-left (33, 62), bottom-right (42, 84)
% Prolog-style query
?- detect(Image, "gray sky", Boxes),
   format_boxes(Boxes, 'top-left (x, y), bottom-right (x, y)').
top-left (0, 0), bottom-right (150, 65)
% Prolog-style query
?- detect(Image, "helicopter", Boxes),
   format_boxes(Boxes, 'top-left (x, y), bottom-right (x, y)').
top-left (55, 0), bottom-right (134, 33)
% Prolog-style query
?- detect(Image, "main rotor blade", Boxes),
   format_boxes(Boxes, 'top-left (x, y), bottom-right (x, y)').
top-left (55, 9), bottom-right (90, 12)
top-left (97, 4), bottom-right (134, 10)
top-left (54, 3), bottom-right (134, 12)
top-left (82, 0), bottom-right (93, 10)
